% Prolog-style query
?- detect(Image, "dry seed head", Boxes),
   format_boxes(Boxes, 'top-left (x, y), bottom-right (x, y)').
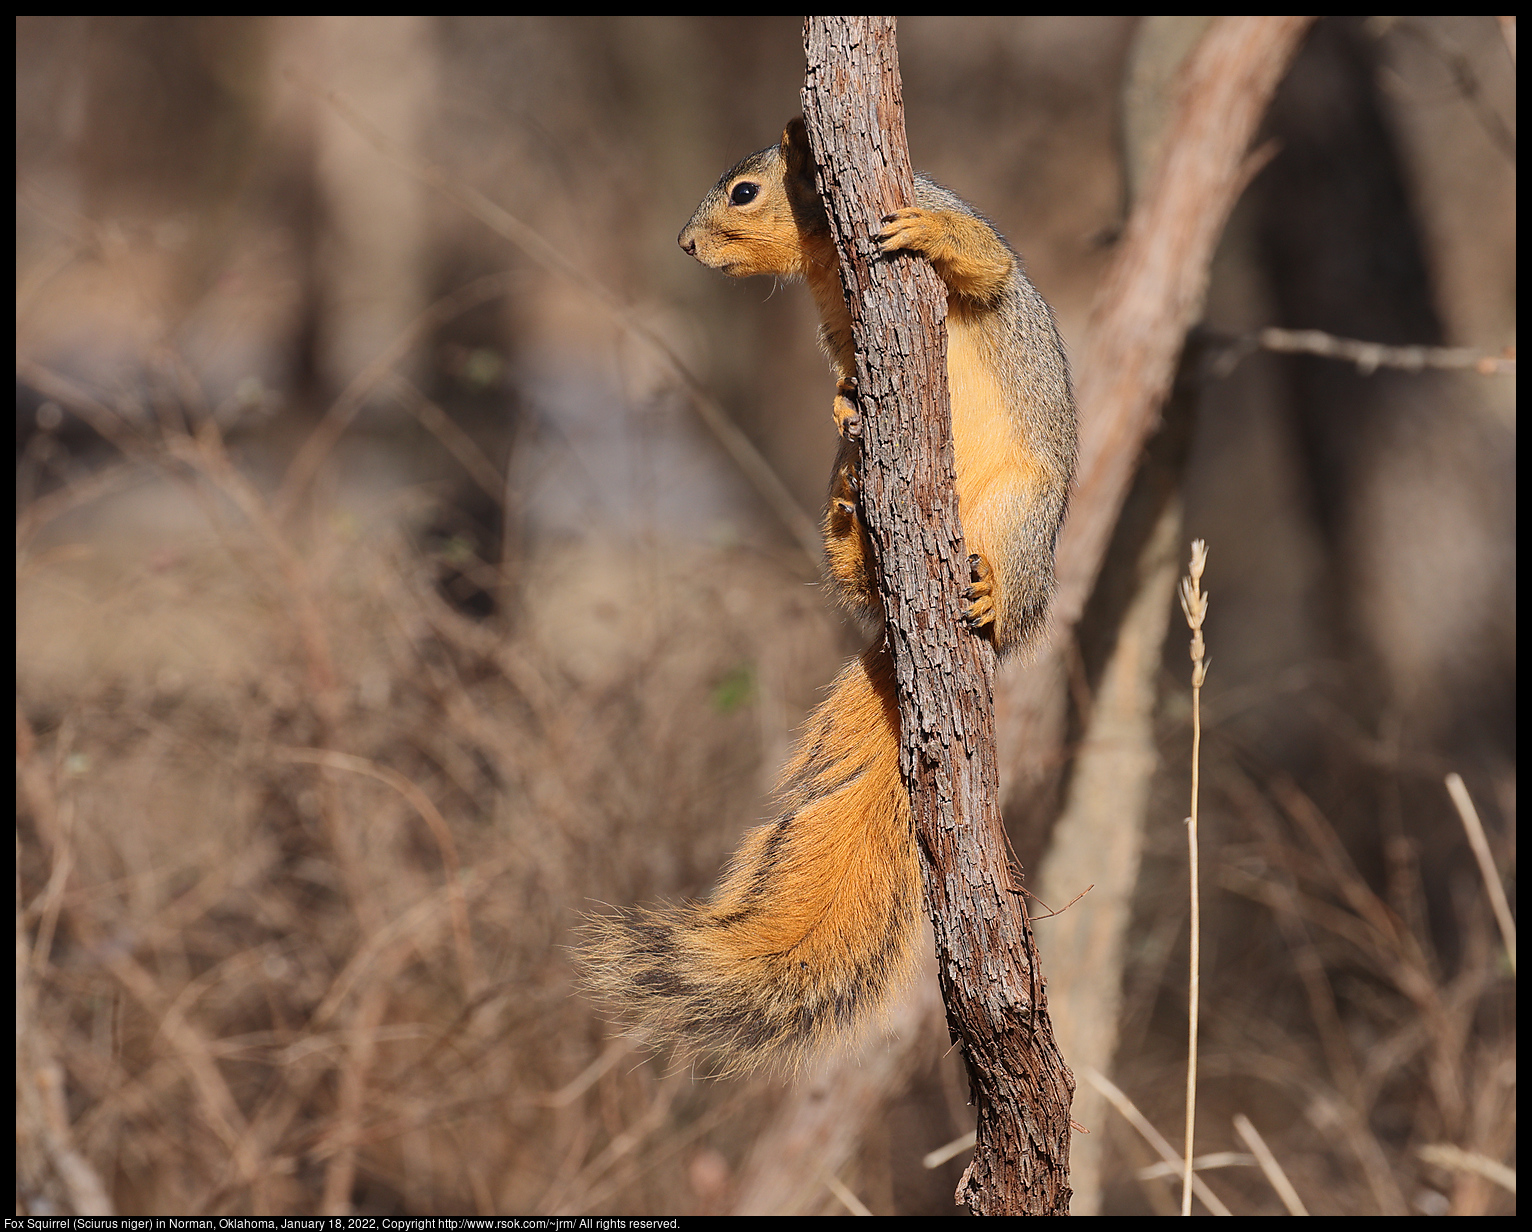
top-left (1180, 542), bottom-right (1209, 687)
top-left (1179, 579), bottom-right (1209, 631)
top-left (1187, 537), bottom-right (1207, 583)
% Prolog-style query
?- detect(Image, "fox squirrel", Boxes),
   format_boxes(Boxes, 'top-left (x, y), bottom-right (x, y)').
top-left (581, 118), bottom-right (1075, 1074)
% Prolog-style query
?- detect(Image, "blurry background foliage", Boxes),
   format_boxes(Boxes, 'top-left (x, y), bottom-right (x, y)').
top-left (16, 16), bottom-right (1513, 1217)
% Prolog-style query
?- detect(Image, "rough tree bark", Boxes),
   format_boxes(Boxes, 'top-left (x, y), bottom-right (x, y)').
top-left (738, 15), bottom-right (1317, 1216)
top-left (801, 16), bottom-right (1073, 1216)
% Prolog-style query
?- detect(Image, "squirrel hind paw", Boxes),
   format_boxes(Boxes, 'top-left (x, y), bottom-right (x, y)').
top-left (833, 392), bottom-right (862, 440)
top-left (962, 552), bottom-right (997, 630)
top-left (833, 377), bottom-right (862, 439)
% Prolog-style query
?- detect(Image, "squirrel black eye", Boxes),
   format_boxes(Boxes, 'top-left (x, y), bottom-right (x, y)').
top-left (729, 181), bottom-right (759, 206)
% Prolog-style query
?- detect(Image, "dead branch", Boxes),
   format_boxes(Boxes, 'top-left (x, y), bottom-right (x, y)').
top-left (1208, 326), bottom-right (1516, 377)
top-left (999, 14), bottom-right (1316, 795)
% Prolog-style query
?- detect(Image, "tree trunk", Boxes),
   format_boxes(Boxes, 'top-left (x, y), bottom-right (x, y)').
top-left (801, 15), bottom-right (1074, 1215)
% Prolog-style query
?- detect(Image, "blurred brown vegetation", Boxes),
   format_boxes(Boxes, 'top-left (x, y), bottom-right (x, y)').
top-left (16, 16), bottom-right (1514, 1216)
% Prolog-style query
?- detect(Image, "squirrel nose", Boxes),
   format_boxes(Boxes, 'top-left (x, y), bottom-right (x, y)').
top-left (679, 234), bottom-right (697, 256)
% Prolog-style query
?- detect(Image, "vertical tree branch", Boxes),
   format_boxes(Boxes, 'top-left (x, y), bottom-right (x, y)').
top-left (1060, 16), bottom-right (1316, 628)
top-left (802, 16), bottom-right (1073, 1215)
top-left (1002, 14), bottom-right (1315, 727)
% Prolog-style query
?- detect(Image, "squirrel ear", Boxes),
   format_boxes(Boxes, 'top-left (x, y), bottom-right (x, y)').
top-left (782, 116), bottom-right (813, 179)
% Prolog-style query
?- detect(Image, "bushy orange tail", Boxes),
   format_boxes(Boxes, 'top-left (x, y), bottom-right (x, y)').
top-left (580, 642), bottom-right (921, 1075)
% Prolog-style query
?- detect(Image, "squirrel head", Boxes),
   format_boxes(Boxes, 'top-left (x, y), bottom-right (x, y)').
top-left (678, 118), bottom-right (831, 279)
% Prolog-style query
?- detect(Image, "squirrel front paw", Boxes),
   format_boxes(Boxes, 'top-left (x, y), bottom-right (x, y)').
top-left (876, 207), bottom-right (942, 260)
top-left (962, 551), bottom-right (996, 633)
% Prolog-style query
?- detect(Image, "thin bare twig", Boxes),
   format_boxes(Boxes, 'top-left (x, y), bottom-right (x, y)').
top-left (1444, 773), bottom-right (1516, 974)
top-left (383, 372), bottom-right (506, 505)
top-left (1028, 883), bottom-right (1095, 920)
top-left (823, 1170), bottom-right (873, 1216)
top-left (923, 1131), bottom-right (977, 1169)
top-left (1137, 1152), bottom-right (1255, 1180)
top-left (15, 358), bottom-right (153, 461)
top-left (1417, 1143), bottom-right (1516, 1195)
top-left (1234, 1112), bottom-right (1310, 1215)
top-left (1082, 1067), bottom-right (1232, 1216)
top-left (1178, 540), bottom-right (1209, 1216)
top-left (1206, 327), bottom-right (1516, 378)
